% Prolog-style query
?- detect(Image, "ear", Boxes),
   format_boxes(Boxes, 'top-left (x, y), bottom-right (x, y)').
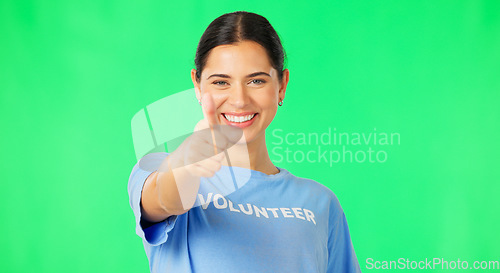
top-left (278, 69), bottom-right (290, 101)
top-left (191, 68), bottom-right (202, 101)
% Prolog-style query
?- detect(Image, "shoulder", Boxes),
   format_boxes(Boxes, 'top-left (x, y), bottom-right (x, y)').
top-left (128, 152), bottom-right (170, 191)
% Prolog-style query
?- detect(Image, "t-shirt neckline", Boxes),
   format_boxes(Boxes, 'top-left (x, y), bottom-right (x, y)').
top-left (220, 165), bottom-right (289, 181)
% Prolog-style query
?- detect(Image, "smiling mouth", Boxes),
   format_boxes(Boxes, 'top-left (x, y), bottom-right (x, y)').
top-left (222, 113), bottom-right (257, 123)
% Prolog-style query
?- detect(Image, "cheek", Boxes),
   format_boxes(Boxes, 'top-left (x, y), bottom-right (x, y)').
top-left (256, 88), bottom-right (279, 108)
top-left (200, 83), bottom-right (227, 108)
top-left (212, 93), bottom-right (229, 109)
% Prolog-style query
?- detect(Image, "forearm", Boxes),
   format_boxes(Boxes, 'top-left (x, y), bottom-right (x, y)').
top-left (141, 156), bottom-right (200, 222)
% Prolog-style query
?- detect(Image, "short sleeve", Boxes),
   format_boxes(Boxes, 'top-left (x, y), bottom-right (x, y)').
top-left (327, 195), bottom-right (361, 273)
top-left (127, 153), bottom-right (178, 246)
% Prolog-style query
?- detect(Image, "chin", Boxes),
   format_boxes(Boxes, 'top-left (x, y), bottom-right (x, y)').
top-left (230, 131), bottom-right (257, 145)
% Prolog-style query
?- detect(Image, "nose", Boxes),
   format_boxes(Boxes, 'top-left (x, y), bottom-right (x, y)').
top-left (227, 82), bottom-right (250, 108)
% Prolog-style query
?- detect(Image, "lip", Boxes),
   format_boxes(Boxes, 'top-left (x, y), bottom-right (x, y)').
top-left (221, 112), bottom-right (258, 128)
top-left (222, 111), bottom-right (256, 116)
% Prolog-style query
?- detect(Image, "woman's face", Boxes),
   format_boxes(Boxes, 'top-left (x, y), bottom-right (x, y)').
top-left (192, 40), bottom-right (289, 144)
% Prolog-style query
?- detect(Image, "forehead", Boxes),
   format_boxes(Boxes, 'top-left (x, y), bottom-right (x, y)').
top-left (203, 40), bottom-right (274, 76)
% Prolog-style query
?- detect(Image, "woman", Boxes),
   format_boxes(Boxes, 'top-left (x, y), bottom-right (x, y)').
top-left (128, 11), bottom-right (361, 273)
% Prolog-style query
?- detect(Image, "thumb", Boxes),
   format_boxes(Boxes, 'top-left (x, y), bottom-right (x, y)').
top-left (201, 92), bottom-right (218, 127)
top-left (201, 92), bottom-right (219, 155)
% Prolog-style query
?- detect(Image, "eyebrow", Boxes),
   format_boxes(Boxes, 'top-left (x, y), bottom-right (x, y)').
top-left (206, 72), bottom-right (271, 80)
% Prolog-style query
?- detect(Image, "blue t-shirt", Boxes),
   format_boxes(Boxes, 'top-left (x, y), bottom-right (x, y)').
top-left (128, 152), bottom-right (361, 273)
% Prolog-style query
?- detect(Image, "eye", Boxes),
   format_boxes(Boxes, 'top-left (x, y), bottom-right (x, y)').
top-left (212, 80), bottom-right (228, 86)
top-left (250, 79), bottom-right (266, 85)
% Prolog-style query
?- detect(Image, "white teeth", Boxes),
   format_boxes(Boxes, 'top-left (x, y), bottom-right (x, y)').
top-left (224, 113), bottom-right (256, 123)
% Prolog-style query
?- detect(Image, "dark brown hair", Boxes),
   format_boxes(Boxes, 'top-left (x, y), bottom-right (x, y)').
top-left (194, 11), bottom-right (287, 82)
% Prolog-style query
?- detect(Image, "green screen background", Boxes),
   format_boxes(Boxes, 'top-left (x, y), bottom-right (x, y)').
top-left (1, 0), bottom-right (499, 272)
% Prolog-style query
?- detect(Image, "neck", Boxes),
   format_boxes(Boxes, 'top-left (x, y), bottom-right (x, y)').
top-left (223, 132), bottom-right (279, 175)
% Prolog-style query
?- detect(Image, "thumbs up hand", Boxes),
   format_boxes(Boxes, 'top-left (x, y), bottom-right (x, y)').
top-left (168, 92), bottom-right (242, 178)
top-left (151, 92), bottom-right (247, 214)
